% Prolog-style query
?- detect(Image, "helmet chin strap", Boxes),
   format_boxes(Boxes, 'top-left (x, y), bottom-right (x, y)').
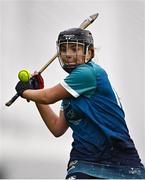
top-left (84, 45), bottom-right (90, 63)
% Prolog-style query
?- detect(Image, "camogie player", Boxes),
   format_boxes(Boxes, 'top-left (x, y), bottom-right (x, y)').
top-left (15, 28), bottom-right (145, 179)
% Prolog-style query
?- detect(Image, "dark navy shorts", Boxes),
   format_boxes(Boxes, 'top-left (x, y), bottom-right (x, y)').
top-left (66, 160), bottom-right (145, 179)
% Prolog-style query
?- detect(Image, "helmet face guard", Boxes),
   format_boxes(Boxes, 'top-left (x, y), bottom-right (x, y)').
top-left (56, 28), bottom-right (94, 73)
top-left (57, 41), bottom-right (90, 72)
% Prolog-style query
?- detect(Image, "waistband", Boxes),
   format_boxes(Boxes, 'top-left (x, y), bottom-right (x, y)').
top-left (67, 160), bottom-right (145, 179)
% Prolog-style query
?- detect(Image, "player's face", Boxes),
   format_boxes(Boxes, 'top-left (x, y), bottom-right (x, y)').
top-left (59, 43), bottom-right (86, 66)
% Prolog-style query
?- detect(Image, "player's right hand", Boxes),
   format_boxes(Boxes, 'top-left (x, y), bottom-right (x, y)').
top-left (31, 72), bottom-right (44, 89)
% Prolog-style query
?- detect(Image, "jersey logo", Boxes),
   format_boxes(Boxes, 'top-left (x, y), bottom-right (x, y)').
top-left (63, 99), bottom-right (82, 125)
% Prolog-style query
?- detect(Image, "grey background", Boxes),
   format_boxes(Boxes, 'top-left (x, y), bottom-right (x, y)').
top-left (0, 0), bottom-right (145, 179)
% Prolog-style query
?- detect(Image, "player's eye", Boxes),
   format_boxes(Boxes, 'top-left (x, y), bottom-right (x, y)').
top-left (68, 45), bottom-right (76, 52)
top-left (60, 46), bottom-right (66, 52)
top-left (71, 47), bottom-right (77, 52)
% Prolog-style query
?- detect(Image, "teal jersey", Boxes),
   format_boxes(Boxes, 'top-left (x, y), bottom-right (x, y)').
top-left (60, 62), bottom-right (97, 98)
top-left (60, 61), bottom-right (142, 167)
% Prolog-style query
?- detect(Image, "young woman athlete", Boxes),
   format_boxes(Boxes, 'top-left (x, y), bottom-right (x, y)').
top-left (15, 28), bottom-right (145, 179)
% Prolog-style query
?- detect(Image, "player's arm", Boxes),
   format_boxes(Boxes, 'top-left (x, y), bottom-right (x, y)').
top-left (22, 84), bottom-right (71, 137)
top-left (22, 83), bottom-right (72, 104)
top-left (15, 76), bottom-right (72, 137)
top-left (36, 103), bottom-right (68, 137)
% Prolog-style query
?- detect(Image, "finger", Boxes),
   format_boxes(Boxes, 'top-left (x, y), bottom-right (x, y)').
top-left (31, 71), bottom-right (38, 76)
top-left (34, 71), bottom-right (38, 75)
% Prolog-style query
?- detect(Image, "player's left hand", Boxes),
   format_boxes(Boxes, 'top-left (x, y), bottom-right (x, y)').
top-left (15, 73), bottom-right (44, 97)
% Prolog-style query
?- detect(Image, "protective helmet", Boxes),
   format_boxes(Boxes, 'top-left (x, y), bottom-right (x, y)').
top-left (56, 28), bottom-right (94, 73)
